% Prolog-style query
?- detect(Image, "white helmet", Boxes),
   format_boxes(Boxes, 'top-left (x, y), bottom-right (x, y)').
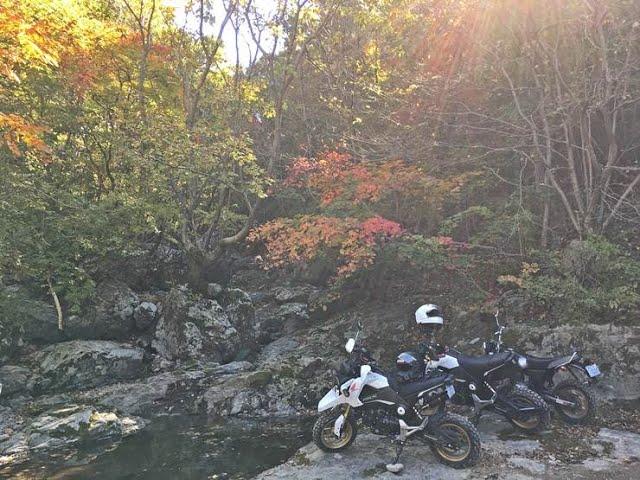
top-left (415, 304), bottom-right (443, 325)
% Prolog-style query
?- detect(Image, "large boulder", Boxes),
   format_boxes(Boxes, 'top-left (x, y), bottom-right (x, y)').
top-left (0, 286), bottom-right (64, 359)
top-left (78, 370), bottom-right (206, 416)
top-left (0, 405), bottom-right (145, 463)
top-left (33, 340), bottom-right (145, 393)
top-left (0, 365), bottom-right (32, 396)
top-left (133, 301), bottom-right (158, 331)
top-left (17, 301), bottom-right (63, 345)
top-left (272, 285), bottom-right (317, 305)
top-left (255, 302), bottom-right (310, 343)
top-left (65, 281), bottom-right (139, 340)
top-left (201, 370), bottom-right (273, 417)
top-left (152, 287), bottom-right (255, 363)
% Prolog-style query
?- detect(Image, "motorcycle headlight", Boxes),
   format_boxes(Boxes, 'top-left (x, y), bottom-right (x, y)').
top-left (517, 356), bottom-right (528, 369)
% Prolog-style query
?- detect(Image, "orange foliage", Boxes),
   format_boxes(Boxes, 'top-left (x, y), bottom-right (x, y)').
top-left (249, 215), bottom-right (403, 278)
top-left (0, 0), bottom-right (108, 153)
top-left (284, 151), bottom-right (447, 209)
top-left (259, 150), bottom-right (475, 278)
top-left (284, 152), bottom-right (425, 206)
top-left (0, 113), bottom-right (50, 156)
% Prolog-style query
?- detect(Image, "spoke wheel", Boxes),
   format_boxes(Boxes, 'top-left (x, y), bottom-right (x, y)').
top-left (507, 384), bottom-right (551, 433)
top-left (510, 397), bottom-right (540, 430)
top-left (429, 413), bottom-right (481, 469)
top-left (553, 380), bottom-right (596, 425)
top-left (320, 420), bottom-right (354, 449)
top-left (434, 422), bottom-right (471, 462)
top-left (312, 408), bottom-right (358, 452)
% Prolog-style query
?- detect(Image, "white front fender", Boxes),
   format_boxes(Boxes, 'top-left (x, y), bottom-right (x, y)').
top-left (318, 386), bottom-right (341, 412)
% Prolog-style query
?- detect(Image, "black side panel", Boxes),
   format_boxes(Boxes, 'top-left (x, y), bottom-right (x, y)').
top-left (373, 386), bottom-right (406, 406)
top-left (397, 375), bottom-right (447, 398)
top-left (361, 386), bottom-right (416, 411)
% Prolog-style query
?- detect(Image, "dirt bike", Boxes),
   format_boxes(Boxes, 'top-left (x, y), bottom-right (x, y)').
top-left (313, 325), bottom-right (481, 471)
top-left (481, 311), bottom-right (599, 424)
top-left (420, 342), bottom-right (552, 433)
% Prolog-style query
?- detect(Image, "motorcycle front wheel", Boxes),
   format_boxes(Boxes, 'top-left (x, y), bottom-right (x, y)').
top-left (312, 407), bottom-right (358, 452)
top-left (428, 413), bottom-right (481, 469)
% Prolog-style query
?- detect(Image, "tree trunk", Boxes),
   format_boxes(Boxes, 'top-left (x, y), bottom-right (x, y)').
top-left (47, 277), bottom-right (64, 331)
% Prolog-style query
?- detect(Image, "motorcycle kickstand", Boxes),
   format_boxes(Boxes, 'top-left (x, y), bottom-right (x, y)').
top-left (385, 440), bottom-right (405, 474)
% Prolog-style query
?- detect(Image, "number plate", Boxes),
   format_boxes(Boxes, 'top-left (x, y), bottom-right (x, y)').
top-left (585, 364), bottom-right (601, 377)
top-left (446, 384), bottom-right (455, 398)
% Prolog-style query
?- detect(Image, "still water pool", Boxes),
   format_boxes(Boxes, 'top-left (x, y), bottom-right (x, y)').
top-left (4, 415), bottom-right (312, 480)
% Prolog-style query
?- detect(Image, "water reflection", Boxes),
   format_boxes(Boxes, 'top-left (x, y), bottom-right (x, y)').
top-left (5, 415), bottom-right (312, 480)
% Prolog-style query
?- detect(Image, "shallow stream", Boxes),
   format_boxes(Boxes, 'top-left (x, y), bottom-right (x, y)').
top-left (4, 415), bottom-right (312, 480)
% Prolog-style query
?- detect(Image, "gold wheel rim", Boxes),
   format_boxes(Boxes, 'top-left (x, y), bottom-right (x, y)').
top-left (435, 423), bottom-right (471, 462)
top-left (512, 415), bottom-right (539, 429)
top-left (510, 396), bottom-right (541, 429)
top-left (320, 419), bottom-right (353, 449)
top-left (558, 388), bottom-right (588, 419)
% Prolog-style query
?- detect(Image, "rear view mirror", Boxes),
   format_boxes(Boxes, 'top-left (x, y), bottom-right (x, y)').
top-left (345, 338), bottom-right (355, 353)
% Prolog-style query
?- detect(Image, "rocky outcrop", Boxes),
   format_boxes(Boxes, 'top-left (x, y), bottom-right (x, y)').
top-left (65, 281), bottom-right (140, 340)
top-left (255, 303), bottom-right (311, 343)
top-left (78, 369), bottom-right (208, 416)
top-left (133, 301), bottom-right (158, 331)
top-left (201, 369), bottom-right (273, 417)
top-left (152, 287), bottom-right (255, 363)
top-left (0, 286), bottom-right (64, 360)
top-left (219, 289), bottom-right (257, 351)
top-left (255, 419), bottom-right (640, 480)
top-left (0, 404), bottom-right (145, 468)
top-left (273, 285), bottom-right (317, 305)
top-left (33, 340), bottom-right (145, 393)
top-left (0, 366), bottom-right (32, 396)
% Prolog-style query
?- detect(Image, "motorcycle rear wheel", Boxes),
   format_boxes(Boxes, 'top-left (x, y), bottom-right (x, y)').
top-left (552, 379), bottom-right (596, 425)
top-left (312, 408), bottom-right (358, 452)
top-left (428, 413), bottom-right (481, 469)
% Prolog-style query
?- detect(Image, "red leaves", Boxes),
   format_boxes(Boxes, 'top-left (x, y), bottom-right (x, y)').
top-left (262, 150), bottom-right (446, 278)
top-left (249, 215), bottom-right (403, 279)
top-left (284, 151), bottom-right (425, 207)
top-left (360, 216), bottom-right (403, 244)
top-left (283, 156), bottom-right (322, 186)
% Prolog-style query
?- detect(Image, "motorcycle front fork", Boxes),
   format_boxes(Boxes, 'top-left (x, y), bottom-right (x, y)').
top-left (343, 405), bottom-right (351, 419)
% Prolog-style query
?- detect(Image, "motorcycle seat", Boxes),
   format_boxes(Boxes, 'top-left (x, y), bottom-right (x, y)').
top-left (395, 374), bottom-right (450, 398)
top-left (524, 353), bottom-right (575, 370)
top-left (454, 352), bottom-right (513, 377)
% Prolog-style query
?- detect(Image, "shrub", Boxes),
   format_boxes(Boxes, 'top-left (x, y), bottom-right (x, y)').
top-left (498, 237), bottom-right (640, 324)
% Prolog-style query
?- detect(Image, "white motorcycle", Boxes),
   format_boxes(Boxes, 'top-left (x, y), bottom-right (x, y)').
top-left (313, 328), bottom-right (481, 470)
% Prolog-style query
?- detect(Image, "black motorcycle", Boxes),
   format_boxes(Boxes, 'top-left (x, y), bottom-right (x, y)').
top-left (314, 327), bottom-right (481, 470)
top-left (482, 311), bottom-right (599, 424)
top-left (400, 342), bottom-right (551, 432)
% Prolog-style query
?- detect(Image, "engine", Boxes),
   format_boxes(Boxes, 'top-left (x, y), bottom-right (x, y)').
top-left (361, 406), bottom-right (400, 436)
